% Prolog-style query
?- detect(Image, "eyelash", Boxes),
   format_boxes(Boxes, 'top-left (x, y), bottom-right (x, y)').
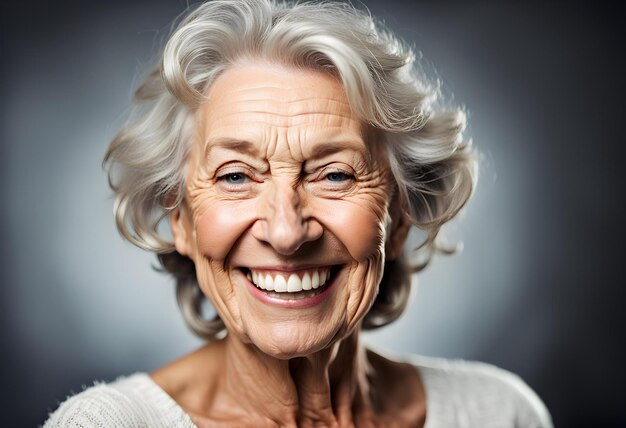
top-left (217, 172), bottom-right (250, 185)
top-left (215, 167), bottom-right (256, 192)
top-left (321, 170), bottom-right (354, 183)
top-left (214, 167), bottom-right (355, 192)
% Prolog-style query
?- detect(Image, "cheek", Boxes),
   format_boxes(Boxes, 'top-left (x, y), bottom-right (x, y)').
top-left (190, 198), bottom-right (258, 335)
top-left (314, 197), bottom-right (388, 331)
top-left (194, 199), bottom-right (257, 261)
top-left (316, 199), bottom-right (387, 262)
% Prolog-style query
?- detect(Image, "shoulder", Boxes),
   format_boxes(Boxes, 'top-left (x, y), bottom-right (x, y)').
top-left (43, 373), bottom-right (195, 428)
top-left (408, 355), bottom-right (553, 428)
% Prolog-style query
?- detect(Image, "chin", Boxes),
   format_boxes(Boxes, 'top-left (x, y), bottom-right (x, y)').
top-left (244, 318), bottom-right (345, 359)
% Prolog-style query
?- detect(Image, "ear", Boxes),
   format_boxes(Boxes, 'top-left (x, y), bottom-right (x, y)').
top-left (170, 201), bottom-right (194, 258)
top-left (386, 190), bottom-right (412, 261)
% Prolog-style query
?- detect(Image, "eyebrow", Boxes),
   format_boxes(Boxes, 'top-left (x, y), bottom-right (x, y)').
top-left (205, 137), bottom-right (368, 160)
top-left (308, 140), bottom-right (367, 159)
top-left (205, 138), bottom-right (260, 158)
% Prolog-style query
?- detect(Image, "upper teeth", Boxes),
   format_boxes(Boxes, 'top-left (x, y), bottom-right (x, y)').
top-left (246, 268), bottom-right (331, 293)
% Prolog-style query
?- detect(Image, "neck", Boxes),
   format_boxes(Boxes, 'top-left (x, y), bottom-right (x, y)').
top-left (213, 330), bottom-right (373, 426)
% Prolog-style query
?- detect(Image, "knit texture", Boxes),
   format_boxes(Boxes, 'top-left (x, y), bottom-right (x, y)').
top-left (43, 373), bottom-right (195, 427)
top-left (411, 355), bottom-right (553, 428)
top-left (44, 357), bottom-right (552, 427)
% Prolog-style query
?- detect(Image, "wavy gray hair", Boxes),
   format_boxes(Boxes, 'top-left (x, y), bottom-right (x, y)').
top-left (105, 0), bottom-right (477, 340)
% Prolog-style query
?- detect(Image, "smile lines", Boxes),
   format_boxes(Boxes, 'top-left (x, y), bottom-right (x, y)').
top-left (245, 267), bottom-right (332, 293)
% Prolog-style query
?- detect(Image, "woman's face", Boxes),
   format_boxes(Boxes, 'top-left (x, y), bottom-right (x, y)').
top-left (173, 62), bottom-right (404, 358)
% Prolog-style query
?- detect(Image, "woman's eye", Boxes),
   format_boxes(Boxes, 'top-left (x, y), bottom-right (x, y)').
top-left (218, 172), bottom-right (249, 184)
top-left (325, 171), bottom-right (353, 182)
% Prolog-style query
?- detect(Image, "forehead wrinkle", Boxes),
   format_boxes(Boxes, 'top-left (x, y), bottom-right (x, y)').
top-left (209, 87), bottom-right (355, 124)
top-left (208, 106), bottom-right (358, 129)
top-left (231, 97), bottom-right (352, 117)
top-left (207, 99), bottom-right (358, 121)
top-left (221, 78), bottom-right (349, 101)
top-left (231, 92), bottom-right (350, 105)
top-left (204, 121), bottom-right (366, 163)
top-left (218, 110), bottom-right (356, 120)
top-left (199, 64), bottom-right (368, 166)
top-left (263, 124), bottom-right (280, 161)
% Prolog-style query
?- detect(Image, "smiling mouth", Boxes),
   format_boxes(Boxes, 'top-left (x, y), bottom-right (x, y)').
top-left (240, 266), bottom-right (339, 299)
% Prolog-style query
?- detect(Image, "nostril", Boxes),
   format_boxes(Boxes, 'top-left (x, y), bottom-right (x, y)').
top-left (265, 222), bottom-right (310, 255)
top-left (250, 208), bottom-right (323, 255)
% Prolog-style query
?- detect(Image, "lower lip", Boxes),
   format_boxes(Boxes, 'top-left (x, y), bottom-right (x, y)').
top-left (246, 273), bottom-right (337, 309)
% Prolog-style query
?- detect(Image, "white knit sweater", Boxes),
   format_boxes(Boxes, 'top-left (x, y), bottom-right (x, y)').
top-left (44, 356), bottom-right (552, 427)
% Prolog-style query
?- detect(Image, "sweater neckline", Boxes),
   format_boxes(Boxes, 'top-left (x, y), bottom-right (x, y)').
top-left (121, 372), bottom-right (198, 427)
top-left (124, 362), bottom-right (438, 428)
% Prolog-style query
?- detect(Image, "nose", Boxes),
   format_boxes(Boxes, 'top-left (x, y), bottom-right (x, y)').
top-left (252, 181), bottom-right (323, 255)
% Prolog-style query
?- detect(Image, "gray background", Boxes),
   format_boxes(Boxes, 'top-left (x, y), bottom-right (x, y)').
top-left (1, 1), bottom-right (624, 427)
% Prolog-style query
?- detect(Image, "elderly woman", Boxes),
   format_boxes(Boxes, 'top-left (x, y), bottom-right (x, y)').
top-left (45, 0), bottom-right (551, 426)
